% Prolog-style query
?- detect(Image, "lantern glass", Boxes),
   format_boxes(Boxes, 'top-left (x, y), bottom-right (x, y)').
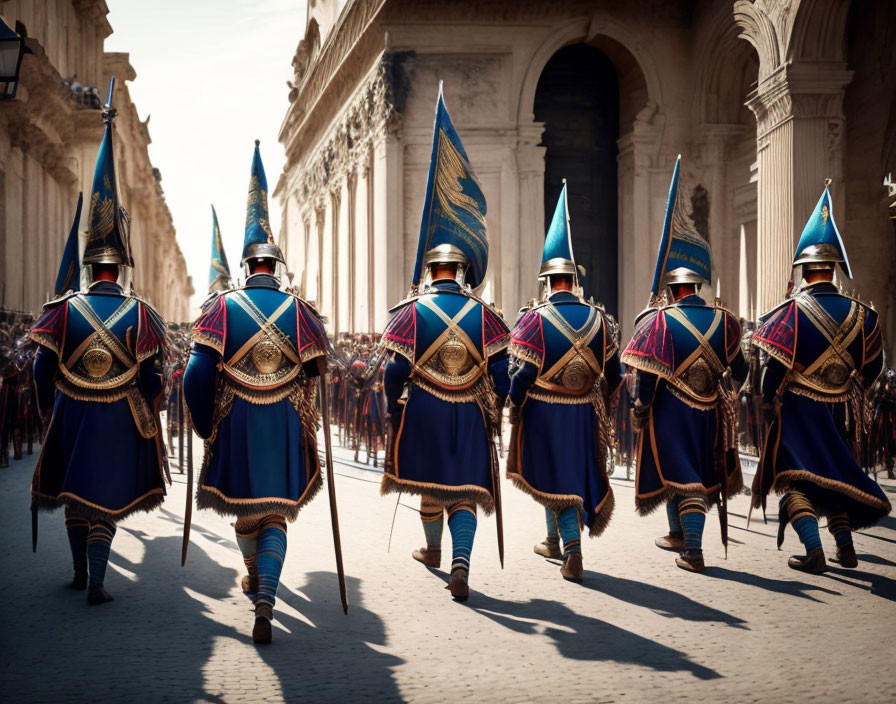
top-left (0, 18), bottom-right (23, 98)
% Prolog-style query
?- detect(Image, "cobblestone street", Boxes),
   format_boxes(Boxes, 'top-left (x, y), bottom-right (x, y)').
top-left (2, 432), bottom-right (895, 703)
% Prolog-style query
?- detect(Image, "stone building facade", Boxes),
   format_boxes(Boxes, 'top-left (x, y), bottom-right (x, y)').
top-left (276, 0), bottom-right (895, 357)
top-left (0, 0), bottom-right (193, 321)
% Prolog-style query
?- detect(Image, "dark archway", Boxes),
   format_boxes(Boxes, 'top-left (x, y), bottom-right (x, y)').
top-left (534, 43), bottom-right (620, 314)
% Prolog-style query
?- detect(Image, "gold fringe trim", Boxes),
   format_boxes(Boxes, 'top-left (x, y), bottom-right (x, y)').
top-left (771, 469), bottom-right (891, 525)
top-left (29, 332), bottom-right (59, 355)
top-left (486, 336), bottom-right (510, 356)
top-left (56, 380), bottom-right (130, 404)
top-left (752, 337), bottom-right (794, 368)
top-left (196, 470), bottom-right (323, 522)
top-left (411, 377), bottom-right (482, 403)
top-left (667, 385), bottom-right (718, 410)
top-left (299, 344), bottom-right (326, 365)
top-left (506, 471), bottom-right (585, 511)
top-left (620, 353), bottom-right (673, 379)
top-left (226, 379), bottom-right (302, 405)
top-left (381, 337), bottom-right (414, 363)
top-left (635, 483), bottom-right (722, 517)
top-left (588, 490), bottom-right (615, 538)
top-left (380, 472), bottom-right (495, 516)
top-left (527, 389), bottom-right (598, 405)
top-left (508, 342), bottom-right (543, 368)
top-left (789, 386), bottom-right (850, 404)
top-left (191, 330), bottom-right (224, 354)
top-left (31, 488), bottom-right (165, 523)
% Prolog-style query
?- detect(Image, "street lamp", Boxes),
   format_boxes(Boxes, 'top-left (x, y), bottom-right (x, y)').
top-left (0, 18), bottom-right (24, 100)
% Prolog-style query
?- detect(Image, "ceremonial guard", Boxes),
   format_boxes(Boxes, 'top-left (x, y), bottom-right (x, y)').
top-left (184, 141), bottom-right (337, 644)
top-left (750, 184), bottom-right (890, 573)
top-left (29, 82), bottom-right (168, 604)
top-left (621, 158), bottom-right (745, 572)
top-left (380, 88), bottom-right (510, 600)
top-left (506, 184), bottom-right (621, 582)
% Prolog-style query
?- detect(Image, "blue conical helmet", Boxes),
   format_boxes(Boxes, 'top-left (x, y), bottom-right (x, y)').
top-left (413, 84), bottom-right (489, 289)
top-left (208, 205), bottom-right (232, 293)
top-left (55, 192), bottom-right (82, 296)
top-left (650, 155), bottom-right (711, 294)
top-left (241, 140), bottom-right (283, 265)
top-left (82, 78), bottom-right (133, 267)
top-left (793, 182), bottom-right (851, 278)
top-left (539, 181), bottom-right (578, 282)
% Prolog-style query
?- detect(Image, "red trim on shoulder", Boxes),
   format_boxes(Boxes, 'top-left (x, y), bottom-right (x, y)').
top-left (296, 298), bottom-right (328, 355)
top-left (29, 302), bottom-right (68, 351)
top-left (510, 310), bottom-right (545, 357)
top-left (753, 301), bottom-right (797, 361)
top-left (192, 294), bottom-right (227, 349)
top-left (724, 311), bottom-right (742, 363)
top-left (383, 303), bottom-right (416, 349)
top-left (482, 306), bottom-right (510, 350)
top-left (622, 309), bottom-right (674, 371)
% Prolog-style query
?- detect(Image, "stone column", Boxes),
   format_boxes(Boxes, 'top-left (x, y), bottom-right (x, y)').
top-left (371, 132), bottom-right (404, 329)
top-left (515, 121), bottom-right (545, 309)
top-left (617, 112), bottom-right (661, 340)
top-left (695, 125), bottom-right (749, 306)
top-left (746, 62), bottom-right (852, 311)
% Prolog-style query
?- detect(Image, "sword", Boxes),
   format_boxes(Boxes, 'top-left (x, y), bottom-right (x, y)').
top-left (319, 359), bottom-right (348, 614)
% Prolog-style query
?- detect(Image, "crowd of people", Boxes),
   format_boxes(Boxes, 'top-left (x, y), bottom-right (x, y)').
top-left (4, 307), bottom-right (895, 482)
top-left (0, 309), bottom-right (39, 468)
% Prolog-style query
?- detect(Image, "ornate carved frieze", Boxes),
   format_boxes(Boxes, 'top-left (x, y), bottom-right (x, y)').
top-left (293, 50), bottom-right (416, 211)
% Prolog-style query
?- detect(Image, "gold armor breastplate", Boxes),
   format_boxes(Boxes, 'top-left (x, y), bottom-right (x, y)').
top-left (222, 336), bottom-right (302, 393)
top-left (416, 332), bottom-right (483, 390)
top-left (60, 338), bottom-right (139, 392)
top-left (790, 358), bottom-right (855, 399)
top-left (667, 355), bottom-right (721, 408)
top-left (221, 293), bottom-right (304, 402)
top-left (532, 352), bottom-right (598, 401)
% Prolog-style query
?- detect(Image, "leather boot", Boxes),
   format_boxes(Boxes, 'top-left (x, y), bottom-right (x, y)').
top-left (448, 569), bottom-right (469, 601)
top-left (788, 547), bottom-right (827, 574)
top-left (836, 544), bottom-right (858, 568)
top-left (87, 585), bottom-right (114, 605)
top-left (560, 553), bottom-right (583, 582)
top-left (412, 547), bottom-right (441, 568)
top-left (534, 538), bottom-right (562, 559)
top-left (675, 551), bottom-right (705, 572)
top-left (253, 604), bottom-right (273, 644)
top-left (655, 534), bottom-right (685, 551)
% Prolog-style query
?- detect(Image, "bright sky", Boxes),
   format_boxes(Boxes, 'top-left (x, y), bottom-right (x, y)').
top-left (105, 0), bottom-right (307, 311)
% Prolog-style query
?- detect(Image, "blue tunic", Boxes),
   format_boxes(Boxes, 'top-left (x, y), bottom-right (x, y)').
top-left (752, 282), bottom-right (890, 529)
top-left (380, 280), bottom-right (510, 514)
top-left (621, 295), bottom-right (746, 515)
top-left (507, 291), bottom-right (621, 535)
top-left (29, 281), bottom-right (167, 522)
top-left (184, 274), bottom-right (328, 520)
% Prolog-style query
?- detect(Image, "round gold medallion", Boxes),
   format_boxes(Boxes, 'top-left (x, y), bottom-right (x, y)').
top-left (561, 358), bottom-right (590, 392)
top-left (438, 335), bottom-right (469, 376)
top-left (82, 346), bottom-right (113, 379)
top-left (822, 361), bottom-right (849, 387)
top-left (684, 358), bottom-right (714, 395)
top-left (252, 339), bottom-right (282, 375)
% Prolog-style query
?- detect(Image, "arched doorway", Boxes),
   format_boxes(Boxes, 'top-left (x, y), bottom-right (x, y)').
top-left (534, 43), bottom-right (620, 314)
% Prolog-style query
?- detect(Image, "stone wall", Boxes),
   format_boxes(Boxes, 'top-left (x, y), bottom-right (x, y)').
top-left (0, 0), bottom-right (193, 321)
